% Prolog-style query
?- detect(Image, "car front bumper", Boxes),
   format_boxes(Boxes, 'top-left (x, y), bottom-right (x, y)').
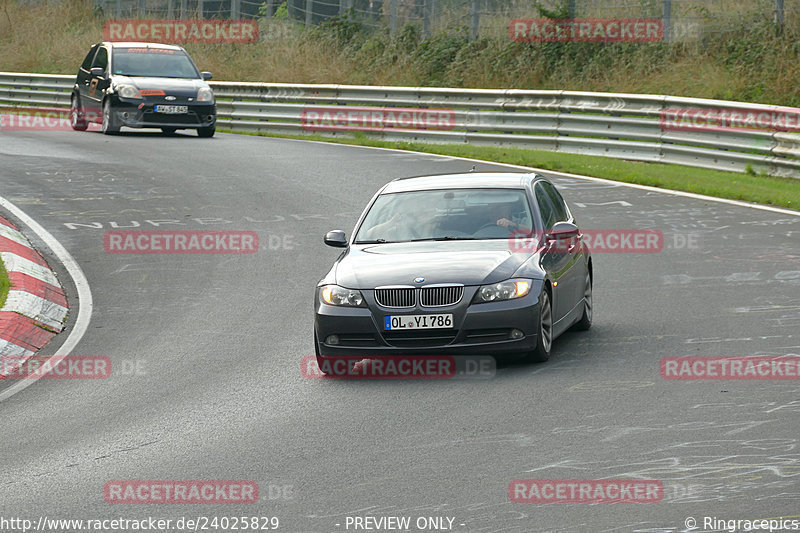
top-left (314, 281), bottom-right (545, 357)
top-left (112, 98), bottom-right (216, 129)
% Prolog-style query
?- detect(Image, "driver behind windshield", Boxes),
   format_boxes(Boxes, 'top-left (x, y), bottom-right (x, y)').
top-left (363, 198), bottom-right (441, 241)
top-left (481, 201), bottom-right (531, 234)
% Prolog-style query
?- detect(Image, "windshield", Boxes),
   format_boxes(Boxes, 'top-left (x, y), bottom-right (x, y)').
top-left (112, 48), bottom-right (200, 78)
top-left (354, 188), bottom-right (534, 243)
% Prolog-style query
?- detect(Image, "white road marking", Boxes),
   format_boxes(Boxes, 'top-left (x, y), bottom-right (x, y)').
top-left (271, 137), bottom-right (800, 217)
top-left (0, 251), bottom-right (60, 286)
top-left (573, 201), bottom-right (633, 208)
top-left (0, 195), bottom-right (93, 402)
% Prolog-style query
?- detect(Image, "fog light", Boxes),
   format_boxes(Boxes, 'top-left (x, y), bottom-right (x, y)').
top-left (509, 329), bottom-right (524, 340)
top-left (121, 112), bottom-right (130, 119)
top-left (207, 115), bottom-right (214, 121)
top-left (326, 335), bottom-right (340, 345)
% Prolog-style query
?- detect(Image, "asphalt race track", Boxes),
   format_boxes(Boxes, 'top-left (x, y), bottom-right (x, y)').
top-left (1, 129), bottom-right (799, 533)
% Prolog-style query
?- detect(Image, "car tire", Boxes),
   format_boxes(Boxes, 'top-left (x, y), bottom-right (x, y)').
top-left (197, 125), bottom-right (215, 138)
top-left (572, 270), bottom-right (593, 331)
top-left (70, 94), bottom-right (89, 132)
top-left (525, 286), bottom-right (552, 363)
top-left (161, 127), bottom-right (177, 134)
top-left (101, 99), bottom-right (119, 135)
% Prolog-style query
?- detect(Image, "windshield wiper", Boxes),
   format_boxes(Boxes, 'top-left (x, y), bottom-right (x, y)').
top-left (405, 236), bottom-right (479, 242)
top-left (355, 239), bottom-right (392, 244)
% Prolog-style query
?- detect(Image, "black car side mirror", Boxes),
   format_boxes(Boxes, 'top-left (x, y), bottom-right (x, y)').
top-left (547, 221), bottom-right (580, 240)
top-left (324, 230), bottom-right (348, 248)
top-left (201, 72), bottom-right (213, 81)
top-left (89, 67), bottom-right (105, 78)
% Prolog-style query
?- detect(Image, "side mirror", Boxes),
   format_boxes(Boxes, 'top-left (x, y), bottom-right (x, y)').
top-left (201, 72), bottom-right (213, 81)
top-left (89, 67), bottom-right (105, 78)
top-left (547, 221), bottom-right (580, 240)
top-left (324, 230), bottom-right (348, 248)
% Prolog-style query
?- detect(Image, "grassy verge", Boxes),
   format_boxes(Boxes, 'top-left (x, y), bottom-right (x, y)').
top-left (0, 254), bottom-right (10, 310)
top-left (223, 129), bottom-right (800, 210)
top-left (3, 1), bottom-right (800, 108)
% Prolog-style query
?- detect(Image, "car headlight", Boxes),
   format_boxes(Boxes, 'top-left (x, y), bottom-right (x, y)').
top-left (117, 85), bottom-right (142, 99)
top-left (197, 87), bottom-right (214, 103)
top-left (320, 285), bottom-right (366, 307)
top-left (472, 279), bottom-right (532, 303)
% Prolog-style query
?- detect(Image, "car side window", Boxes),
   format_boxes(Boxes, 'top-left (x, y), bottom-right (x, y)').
top-left (91, 47), bottom-right (108, 72)
top-left (541, 182), bottom-right (569, 222)
top-left (534, 183), bottom-right (557, 230)
top-left (80, 46), bottom-right (98, 71)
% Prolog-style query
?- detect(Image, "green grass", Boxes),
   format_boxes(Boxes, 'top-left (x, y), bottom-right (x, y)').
top-left (0, 254), bottom-right (10, 310)
top-left (221, 129), bottom-right (800, 210)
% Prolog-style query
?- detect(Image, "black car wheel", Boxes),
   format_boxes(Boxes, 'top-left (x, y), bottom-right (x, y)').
top-left (526, 287), bottom-right (552, 363)
top-left (101, 99), bottom-right (119, 135)
top-left (161, 127), bottom-right (177, 134)
top-left (70, 94), bottom-right (88, 132)
top-left (572, 270), bottom-right (593, 331)
top-left (197, 125), bottom-right (215, 138)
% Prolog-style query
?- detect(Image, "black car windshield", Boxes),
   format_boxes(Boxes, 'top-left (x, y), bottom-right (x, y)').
top-left (112, 48), bottom-right (200, 78)
top-left (355, 188), bottom-right (534, 243)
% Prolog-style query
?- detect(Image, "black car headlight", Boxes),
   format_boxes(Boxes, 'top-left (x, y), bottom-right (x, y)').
top-left (117, 85), bottom-right (142, 99)
top-left (320, 285), bottom-right (366, 307)
top-left (472, 279), bottom-right (532, 303)
top-left (197, 87), bottom-right (214, 103)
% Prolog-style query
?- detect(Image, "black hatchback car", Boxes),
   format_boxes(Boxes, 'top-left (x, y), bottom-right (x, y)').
top-left (314, 172), bottom-right (593, 369)
top-left (70, 42), bottom-right (216, 136)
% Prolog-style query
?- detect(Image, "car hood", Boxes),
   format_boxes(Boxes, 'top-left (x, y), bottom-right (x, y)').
top-left (113, 75), bottom-right (207, 96)
top-left (333, 241), bottom-right (531, 288)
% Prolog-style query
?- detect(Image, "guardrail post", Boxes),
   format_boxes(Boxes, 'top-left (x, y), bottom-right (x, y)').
top-left (568, 0), bottom-right (576, 18)
top-left (198, 0), bottom-right (204, 18)
top-left (138, 0), bottom-right (145, 17)
top-left (179, 0), bottom-right (187, 18)
top-left (470, 0), bottom-right (479, 40)
top-left (662, 0), bottom-right (671, 41)
top-left (390, 0), bottom-right (398, 35)
top-left (305, 0), bottom-right (313, 25)
top-left (231, 0), bottom-right (240, 19)
top-left (167, 0), bottom-right (173, 18)
top-left (775, 0), bottom-right (785, 35)
top-left (423, 0), bottom-right (432, 37)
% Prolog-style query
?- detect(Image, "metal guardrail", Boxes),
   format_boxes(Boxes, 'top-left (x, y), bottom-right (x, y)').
top-left (2, 71), bottom-right (799, 178)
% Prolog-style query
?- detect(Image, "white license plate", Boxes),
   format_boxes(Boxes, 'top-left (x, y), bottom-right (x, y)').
top-left (384, 314), bottom-right (453, 330)
top-left (154, 105), bottom-right (188, 114)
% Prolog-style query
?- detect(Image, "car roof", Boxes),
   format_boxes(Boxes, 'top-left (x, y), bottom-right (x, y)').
top-left (102, 42), bottom-right (185, 51)
top-left (382, 172), bottom-right (542, 193)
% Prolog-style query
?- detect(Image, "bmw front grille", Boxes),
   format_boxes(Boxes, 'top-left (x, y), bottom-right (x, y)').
top-left (374, 285), bottom-right (464, 308)
top-left (375, 287), bottom-right (415, 308)
top-left (420, 285), bottom-right (464, 307)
